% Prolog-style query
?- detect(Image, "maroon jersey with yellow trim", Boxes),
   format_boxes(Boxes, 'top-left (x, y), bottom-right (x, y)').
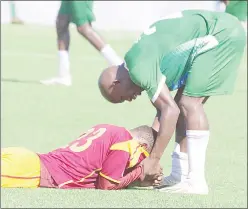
top-left (38, 124), bottom-right (148, 189)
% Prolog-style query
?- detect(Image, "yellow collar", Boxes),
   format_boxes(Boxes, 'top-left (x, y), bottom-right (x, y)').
top-left (110, 139), bottom-right (149, 168)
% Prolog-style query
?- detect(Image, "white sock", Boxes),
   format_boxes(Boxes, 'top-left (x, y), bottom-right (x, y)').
top-left (174, 142), bottom-right (180, 153)
top-left (100, 44), bottom-right (123, 66)
top-left (171, 142), bottom-right (188, 178)
top-left (186, 130), bottom-right (210, 182)
top-left (171, 150), bottom-right (188, 178)
top-left (165, 143), bottom-right (188, 183)
top-left (58, 50), bottom-right (70, 77)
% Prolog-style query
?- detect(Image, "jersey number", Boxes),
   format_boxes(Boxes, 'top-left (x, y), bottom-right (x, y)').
top-left (67, 127), bottom-right (107, 152)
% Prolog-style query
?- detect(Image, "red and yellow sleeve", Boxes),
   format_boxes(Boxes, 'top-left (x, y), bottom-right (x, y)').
top-left (99, 150), bottom-right (130, 184)
top-left (97, 165), bottom-right (143, 190)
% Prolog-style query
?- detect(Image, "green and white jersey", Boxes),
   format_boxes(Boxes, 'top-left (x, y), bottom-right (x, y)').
top-left (124, 10), bottom-right (220, 102)
top-left (226, 0), bottom-right (247, 21)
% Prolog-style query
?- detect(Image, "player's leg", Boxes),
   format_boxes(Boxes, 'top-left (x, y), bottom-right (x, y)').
top-left (41, 1), bottom-right (72, 86)
top-left (159, 22), bottom-right (246, 194)
top-left (1, 147), bottom-right (41, 188)
top-left (72, 1), bottom-right (123, 66)
top-left (9, 1), bottom-right (24, 24)
top-left (176, 95), bottom-right (210, 194)
top-left (162, 86), bottom-right (210, 187)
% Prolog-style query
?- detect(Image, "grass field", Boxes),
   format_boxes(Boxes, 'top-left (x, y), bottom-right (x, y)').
top-left (1, 24), bottom-right (247, 208)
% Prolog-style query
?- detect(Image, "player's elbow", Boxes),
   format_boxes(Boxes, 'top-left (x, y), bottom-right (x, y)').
top-left (97, 184), bottom-right (116, 190)
top-left (96, 179), bottom-right (118, 190)
top-left (97, 184), bottom-right (109, 190)
top-left (161, 102), bottom-right (180, 119)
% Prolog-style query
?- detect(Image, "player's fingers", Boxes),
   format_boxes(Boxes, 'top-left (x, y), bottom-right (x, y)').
top-left (157, 176), bottom-right (162, 181)
top-left (153, 180), bottom-right (161, 186)
top-left (153, 174), bottom-right (162, 180)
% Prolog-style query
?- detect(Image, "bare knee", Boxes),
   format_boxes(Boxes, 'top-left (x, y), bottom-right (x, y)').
top-left (178, 96), bottom-right (204, 115)
top-left (77, 23), bottom-right (93, 38)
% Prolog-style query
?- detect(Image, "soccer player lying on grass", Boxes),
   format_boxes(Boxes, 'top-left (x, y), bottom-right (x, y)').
top-left (1, 124), bottom-right (162, 190)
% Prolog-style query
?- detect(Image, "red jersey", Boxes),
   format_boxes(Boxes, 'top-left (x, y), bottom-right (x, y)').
top-left (38, 124), bottom-right (148, 189)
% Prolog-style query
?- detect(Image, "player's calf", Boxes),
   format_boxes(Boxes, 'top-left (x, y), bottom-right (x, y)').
top-left (77, 23), bottom-right (123, 66)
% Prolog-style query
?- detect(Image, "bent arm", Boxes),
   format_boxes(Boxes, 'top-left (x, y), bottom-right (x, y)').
top-left (97, 166), bottom-right (143, 190)
top-left (150, 84), bottom-right (180, 160)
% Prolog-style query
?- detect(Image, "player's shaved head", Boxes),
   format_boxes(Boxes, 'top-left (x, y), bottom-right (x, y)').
top-left (98, 64), bottom-right (143, 103)
top-left (98, 66), bottom-right (119, 103)
top-left (130, 125), bottom-right (157, 153)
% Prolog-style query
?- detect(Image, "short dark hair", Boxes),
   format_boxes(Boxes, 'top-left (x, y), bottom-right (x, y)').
top-left (130, 125), bottom-right (157, 153)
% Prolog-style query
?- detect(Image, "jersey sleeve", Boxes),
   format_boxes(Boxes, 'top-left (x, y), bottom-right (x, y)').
top-left (99, 150), bottom-right (130, 183)
top-left (124, 30), bottom-right (166, 103)
top-left (97, 165), bottom-right (143, 190)
top-left (125, 59), bottom-right (166, 103)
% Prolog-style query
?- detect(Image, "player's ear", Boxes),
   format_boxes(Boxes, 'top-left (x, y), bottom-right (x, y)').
top-left (141, 143), bottom-right (148, 150)
top-left (112, 80), bottom-right (120, 86)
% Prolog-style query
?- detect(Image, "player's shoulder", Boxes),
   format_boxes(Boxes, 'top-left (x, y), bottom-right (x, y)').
top-left (93, 124), bottom-right (125, 130)
top-left (93, 124), bottom-right (131, 137)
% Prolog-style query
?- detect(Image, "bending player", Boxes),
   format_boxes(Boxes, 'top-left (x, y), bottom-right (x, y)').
top-left (1, 124), bottom-right (162, 189)
top-left (98, 10), bottom-right (246, 194)
top-left (9, 1), bottom-right (24, 24)
top-left (41, 1), bottom-right (122, 86)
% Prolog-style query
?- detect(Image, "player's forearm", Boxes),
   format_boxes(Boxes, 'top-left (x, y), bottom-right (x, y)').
top-left (152, 108), bottom-right (161, 132)
top-left (150, 106), bottom-right (179, 160)
top-left (97, 166), bottom-right (143, 190)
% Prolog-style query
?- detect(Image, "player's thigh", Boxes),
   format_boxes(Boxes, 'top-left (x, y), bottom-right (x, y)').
top-left (1, 147), bottom-right (41, 188)
top-left (184, 29), bottom-right (246, 97)
top-left (175, 86), bottom-right (209, 105)
top-left (70, 1), bottom-right (95, 27)
top-left (56, 1), bottom-right (71, 31)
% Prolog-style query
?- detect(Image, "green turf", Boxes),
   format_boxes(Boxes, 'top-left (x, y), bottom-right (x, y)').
top-left (1, 24), bottom-right (247, 208)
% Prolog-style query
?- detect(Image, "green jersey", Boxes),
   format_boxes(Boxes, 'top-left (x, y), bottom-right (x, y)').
top-left (226, 1), bottom-right (247, 21)
top-left (124, 10), bottom-right (231, 102)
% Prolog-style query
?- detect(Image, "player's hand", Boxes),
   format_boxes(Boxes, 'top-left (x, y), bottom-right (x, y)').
top-left (140, 157), bottom-right (163, 181)
top-left (153, 174), bottom-right (163, 186)
top-left (135, 173), bottom-right (163, 187)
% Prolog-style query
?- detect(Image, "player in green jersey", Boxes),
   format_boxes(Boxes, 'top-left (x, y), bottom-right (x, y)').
top-left (225, 0), bottom-right (247, 32)
top-left (9, 1), bottom-right (24, 24)
top-left (222, 0), bottom-right (247, 22)
top-left (98, 10), bottom-right (246, 194)
top-left (41, 1), bottom-right (122, 86)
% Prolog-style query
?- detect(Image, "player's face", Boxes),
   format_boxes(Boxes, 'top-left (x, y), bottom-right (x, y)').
top-left (111, 81), bottom-right (142, 103)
